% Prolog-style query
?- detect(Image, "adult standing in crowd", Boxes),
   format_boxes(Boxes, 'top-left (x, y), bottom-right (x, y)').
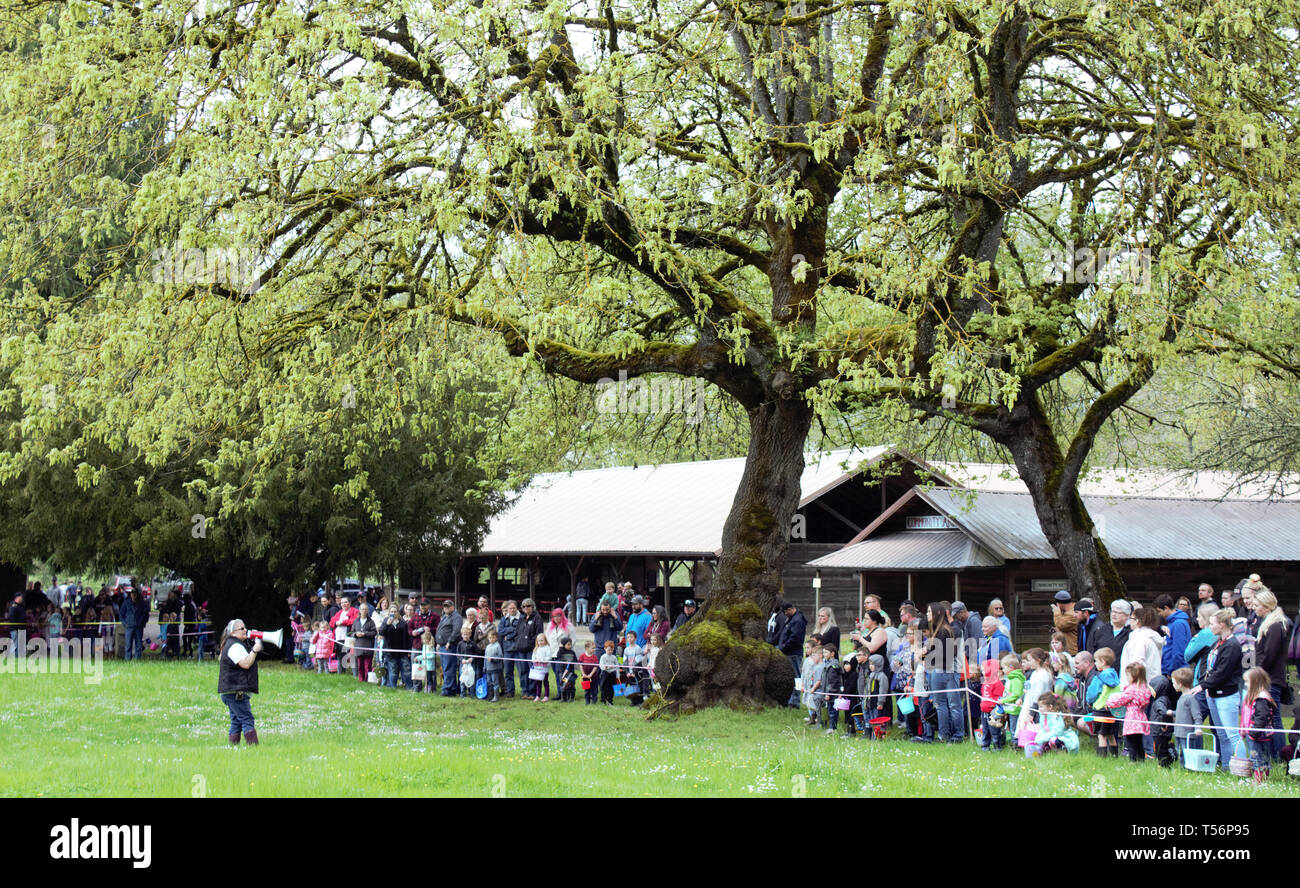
top-left (476, 595), bottom-right (495, 623)
top-left (777, 601), bottom-right (807, 707)
top-left (1252, 589), bottom-right (1291, 758)
top-left (1088, 599), bottom-right (1131, 661)
top-left (575, 577), bottom-right (591, 623)
top-left (1197, 583), bottom-right (1216, 607)
top-left (977, 616), bottom-right (1013, 664)
top-left (1192, 608), bottom-right (1244, 771)
top-left (624, 595), bottom-right (652, 646)
top-left (517, 599), bottom-right (545, 695)
top-left (217, 619), bottom-right (261, 745)
top-left (497, 601), bottom-right (521, 697)
top-left (1050, 591), bottom-right (1079, 655)
top-left (1154, 593), bottom-right (1191, 677)
top-left (435, 599), bottom-right (463, 696)
top-left (353, 604), bottom-right (377, 683)
top-left (588, 599), bottom-right (622, 655)
top-left (766, 600), bottom-right (787, 648)
top-left (1074, 599), bottom-right (1098, 653)
top-left (647, 605), bottom-right (671, 647)
top-left (119, 590), bottom-right (142, 660)
top-left (1239, 577), bottom-right (1262, 634)
top-left (381, 604), bottom-right (411, 689)
top-left (813, 607), bottom-right (839, 653)
top-left (1184, 602), bottom-right (1219, 721)
top-left (4, 592), bottom-right (24, 643)
top-left (923, 601), bottom-right (962, 743)
top-left (988, 598), bottom-right (1011, 637)
top-left (671, 599), bottom-right (697, 635)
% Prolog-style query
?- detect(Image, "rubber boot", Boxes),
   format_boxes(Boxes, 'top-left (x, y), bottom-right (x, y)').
top-left (243, 729), bottom-right (258, 746)
top-left (229, 731), bottom-right (241, 745)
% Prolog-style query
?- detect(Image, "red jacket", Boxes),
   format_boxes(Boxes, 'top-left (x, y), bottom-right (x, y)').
top-left (330, 607), bottom-right (358, 631)
top-left (579, 652), bottom-right (599, 679)
top-left (312, 630), bottom-right (334, 659)
top-left (980, 680), bottom-right (1005, 713)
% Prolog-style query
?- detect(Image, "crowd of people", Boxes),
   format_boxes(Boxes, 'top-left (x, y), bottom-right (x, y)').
top-left (287, 582), bottom-right (694, 706)
top-left (778, 575), bottom-right (1298, 782)
top-left (2, 581), bottom-right (212, 661)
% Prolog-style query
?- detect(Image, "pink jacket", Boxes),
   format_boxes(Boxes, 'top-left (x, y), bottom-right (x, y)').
top-left (1105, 682), bottom-right (1153, 736)
top-left (313, 630), bottom-right (334, 660)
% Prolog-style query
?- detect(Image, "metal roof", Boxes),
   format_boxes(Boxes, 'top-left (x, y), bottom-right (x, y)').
top-left (808, 530), bottom-right (1004, 571)
top-left (936, 463), bottom-right (1300, 501)
top-left (919, 488), bottom-right (1300, 562)
top-left (474, 446), bottom-right (895, 557)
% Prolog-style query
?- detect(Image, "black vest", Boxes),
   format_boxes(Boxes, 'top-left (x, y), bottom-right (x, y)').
top-left (218, 636), bottom-right (259, 695)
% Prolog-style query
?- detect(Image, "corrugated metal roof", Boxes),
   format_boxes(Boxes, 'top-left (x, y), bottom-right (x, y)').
top-left (919, 489), bottom-right (1300, 562)
top-left (808, 530), bottom-right (1004, 571)
top-left (475, 446), bottom-right (894, 557)
top-left (936, 463), bottom-right (1300, 501)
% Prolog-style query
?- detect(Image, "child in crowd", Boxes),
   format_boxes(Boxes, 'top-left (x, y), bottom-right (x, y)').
top-left (1037, 694), bottom-right (1079, 753)
top-left (1149, 675), bottom-right (1178, 767)
top-left (1018, 649), bottom-right (1054, 743)
top-left (795, 642), bottom-right (816, 728)
top-left (996, 654), bottom-right (1024, 740)
top-left (621, 630), bottom-right (645, 706)
top-left (579, 640), bottom-right (600, 705)
top-left (1104, 661), bottom-right (1154, 761)
top-left (980, 659), bottom-right (1006, 750)
top-left (803, 643), bottom-right (824, 725)
top-left (645, 633), bottom-right (664, 693)
top-left (864, 654), bottom-right (890, 726)
top-left (1049, 632), bottom-right (1074, 673)
top-left (456, 623), bottom-right (479, 693)
top-left (1171, 667), bottom-right (1198, 762)
top-left (554, 636), bottom-right (579, 701)
top-left (1242, 666), bottom-right (1279, 782)
top-left (312, 621), bottom-right (333, 674)
top-left (531, 633), bottom-right (553, 702)
top-left (1089, 648), bottom-right (1122, 757)
top-left (419, 629), bottom-right (437, 692)
top-left (292, 613), bottom-right (309, 667)
top-left (599, 639), bottom-right (620, 705)
top-left (195, 608), bottom-right (210, 662)
top-left (1052, 654), bottom-right (1079, 712)
top-left (821, 645), bottom-right (843, 734)
top-left (483, 627), bottom-right (504, 702)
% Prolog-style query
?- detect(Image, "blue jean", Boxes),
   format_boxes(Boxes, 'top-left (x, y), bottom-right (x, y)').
top-left (486, 670), bottom-right (501, 698)
top-left (930, 672), bottom-right (963, 741)
top-left (787, 655), bottom-right (802, 706)
top-left (439, 647), bottom-right (459, 694)
top-left (385, 654), bottom-right (412, 688)
top-left (123, 625), bottom-right (142, 660)
top-left (1211, 692), bottom-right (1242, 769)
top-left (221, 692), bottom-right (255, 733)
top-left (576, 599), bottom-right (589, 623)
top-left (500, 651), bottom-right (518, 694)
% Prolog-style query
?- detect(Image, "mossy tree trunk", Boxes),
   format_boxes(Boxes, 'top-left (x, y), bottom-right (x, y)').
top-left (655, 396), bottom-right (814, 712)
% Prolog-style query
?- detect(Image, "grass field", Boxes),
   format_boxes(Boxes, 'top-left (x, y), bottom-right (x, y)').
top-left (4, 660), bottom-right (1298, 798)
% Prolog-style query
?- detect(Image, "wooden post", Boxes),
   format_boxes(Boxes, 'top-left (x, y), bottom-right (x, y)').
top-left (858, 573), bottom-right (865, 622)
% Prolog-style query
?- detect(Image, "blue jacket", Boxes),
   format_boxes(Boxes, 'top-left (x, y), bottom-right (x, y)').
top-left (977, 631), bottom-right (1012, 664)
top-left (777, 610), bottom-right (807, 655)
top-left (588, 612), bottom-right (623, 651)
top-left (1161, 610), bottom-right (1191, 675)
top-left (1184, 627), bottom-right (1215, 684)
top-left (1077, 613), bottom-right (1098, 653)
top-left (624, 609), bottom-right (652, 646)
top-left (119, 597), bottom-right (140, 629)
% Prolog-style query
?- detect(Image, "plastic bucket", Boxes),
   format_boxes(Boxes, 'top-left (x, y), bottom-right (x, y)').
top-left (1182, 733), bottom-right (1217, 773)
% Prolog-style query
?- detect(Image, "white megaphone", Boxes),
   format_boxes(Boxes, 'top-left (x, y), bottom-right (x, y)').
top-left (248, 629), bottom-right (284, 648)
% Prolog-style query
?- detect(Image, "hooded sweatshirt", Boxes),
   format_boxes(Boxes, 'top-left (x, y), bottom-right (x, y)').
top-left (1161, 609), bottom-right (1192, 675)
top-left (980, 660), bottom-right (1005, 714)
top-left (997, 668), bottom-right (1025, 714)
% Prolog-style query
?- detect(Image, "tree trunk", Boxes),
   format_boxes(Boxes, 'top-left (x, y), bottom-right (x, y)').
top-left (998, 401), bottom-right (1126, 611)
top-left (655, 395), bottom-right (813, 712)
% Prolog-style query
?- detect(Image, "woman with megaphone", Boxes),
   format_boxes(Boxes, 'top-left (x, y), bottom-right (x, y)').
top-left (218, 619), bottom-right (262, 745)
